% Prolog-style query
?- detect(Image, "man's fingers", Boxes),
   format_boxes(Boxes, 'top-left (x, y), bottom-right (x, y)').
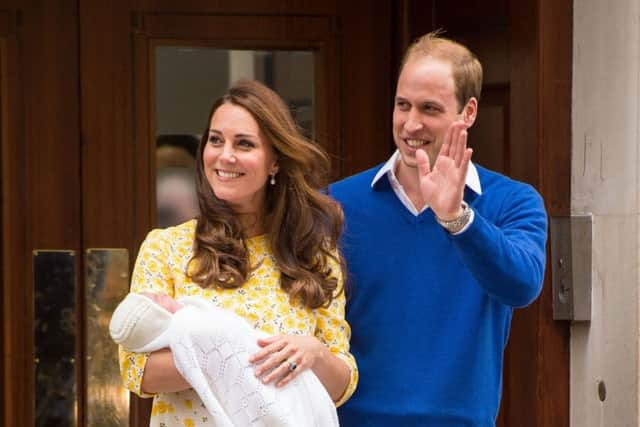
top-left (459, 148), bottom-right (473, 177)
top-left (416, 149), bottom-right (431, 176)
top-left (449, 121), bottom-right (469, 164)
top-left (440, 124), bottom-right (453, 158)
top-left (453, 129), bottom-right (468, 168)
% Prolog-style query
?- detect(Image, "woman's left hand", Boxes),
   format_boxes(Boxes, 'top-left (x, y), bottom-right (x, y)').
top-left (249, 334), bottom-right (327, 387)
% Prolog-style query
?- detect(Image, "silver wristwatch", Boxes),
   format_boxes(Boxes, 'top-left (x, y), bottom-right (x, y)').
top-left (436, 201), bottom-right (472, 234)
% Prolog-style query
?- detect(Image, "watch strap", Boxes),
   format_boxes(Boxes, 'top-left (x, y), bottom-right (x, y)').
top-left (436, 201), bottom-right (472, 234)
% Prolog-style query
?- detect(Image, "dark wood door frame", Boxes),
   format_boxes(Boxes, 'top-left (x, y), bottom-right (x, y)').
top-left (1, 2), bottom-right (83, 426)
top-left (394, 0), bottom-right (572, 425)
top-left (506, 1), bottom-right (571, 425)
top-left (0, 8), bottom-right (28, 426)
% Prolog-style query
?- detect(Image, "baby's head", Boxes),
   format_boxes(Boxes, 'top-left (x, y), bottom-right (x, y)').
top-left (141, 292), bottom-right (182, 313)
top-left (109, 292), bottom-right (178, 350)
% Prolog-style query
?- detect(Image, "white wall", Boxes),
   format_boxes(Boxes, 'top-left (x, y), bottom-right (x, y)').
top-left (572, 0), bottom-right (640, 426)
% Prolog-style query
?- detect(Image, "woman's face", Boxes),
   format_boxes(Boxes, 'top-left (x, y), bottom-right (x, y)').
top-left (203, 103), bottom-right (278, 215)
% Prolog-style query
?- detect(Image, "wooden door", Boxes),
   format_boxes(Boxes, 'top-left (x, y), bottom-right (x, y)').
top-left (395, 0), bottom-right (572, 426)
top-left (1, 0), bottom-right (571, 425)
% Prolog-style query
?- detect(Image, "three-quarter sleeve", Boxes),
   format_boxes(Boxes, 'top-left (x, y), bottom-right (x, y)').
top-left (314, 255), bottom-right (358, 407)
top-left (118, 228), bottom-right (175, 397)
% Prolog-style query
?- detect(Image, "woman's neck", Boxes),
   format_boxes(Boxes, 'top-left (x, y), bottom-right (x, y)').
top-left (238, 212), bottom-right (265, 238)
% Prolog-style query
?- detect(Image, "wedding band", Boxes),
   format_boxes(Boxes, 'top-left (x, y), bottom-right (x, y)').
top-left (287, 361), bottom-right (297, 372)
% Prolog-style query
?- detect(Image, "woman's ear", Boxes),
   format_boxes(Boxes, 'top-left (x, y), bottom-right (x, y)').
top-left (270, 162), bottom-right (279, 176)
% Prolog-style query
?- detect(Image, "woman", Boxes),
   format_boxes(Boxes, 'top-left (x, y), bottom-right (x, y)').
top-left (118, 80), bottom-right (357, 426)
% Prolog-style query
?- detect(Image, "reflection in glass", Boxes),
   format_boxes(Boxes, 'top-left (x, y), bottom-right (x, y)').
top-left (85, 249), bottom-right (130, 427)
top-left (155, 47), bottom-right (315, 227)
top-left (156, 134), bottom-right (200, 228)
top-left (34, 250), bottom-right (77, 427)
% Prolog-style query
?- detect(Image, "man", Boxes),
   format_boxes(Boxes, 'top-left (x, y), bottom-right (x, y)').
top-left (330, 32), bottom-right (547, 426)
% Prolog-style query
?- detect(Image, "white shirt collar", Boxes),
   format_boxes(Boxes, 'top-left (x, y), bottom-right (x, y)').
top-left (370, 150), bottom-right (482, 195)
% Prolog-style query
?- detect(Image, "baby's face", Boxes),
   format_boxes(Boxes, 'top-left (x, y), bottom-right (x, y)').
top-left (141, 292), bottom-right (182, 313)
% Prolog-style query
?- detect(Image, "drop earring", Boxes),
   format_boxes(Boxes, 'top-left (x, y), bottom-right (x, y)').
top-left (270, 174), bottom-right (276, 185)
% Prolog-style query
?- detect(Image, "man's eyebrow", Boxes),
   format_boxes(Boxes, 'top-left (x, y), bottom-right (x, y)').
top-left (419, 100), bottom-right (442, 107)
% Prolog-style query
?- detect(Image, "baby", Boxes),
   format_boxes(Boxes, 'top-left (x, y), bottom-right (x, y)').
top-left (109, 293), bottom-right (339, 427)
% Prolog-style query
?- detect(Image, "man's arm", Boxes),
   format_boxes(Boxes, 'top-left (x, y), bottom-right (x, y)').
top-left (416, 121), bottom-right (547, 307)
top-left (449, 186), bottom-right (547, 307)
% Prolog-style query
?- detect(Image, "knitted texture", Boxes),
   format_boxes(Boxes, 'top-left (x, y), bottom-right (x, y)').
top-left (113, 294), bottom-right (339, 426)
top-left (109, 293), bottom-right (172, 351)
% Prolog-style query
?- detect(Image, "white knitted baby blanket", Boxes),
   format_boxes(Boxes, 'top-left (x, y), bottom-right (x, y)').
top-left (110, 294), bottom-right (339, 427)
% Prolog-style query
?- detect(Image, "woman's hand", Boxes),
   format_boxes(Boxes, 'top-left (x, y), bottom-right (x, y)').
top-left (249, 334), bottom-right (327, 388)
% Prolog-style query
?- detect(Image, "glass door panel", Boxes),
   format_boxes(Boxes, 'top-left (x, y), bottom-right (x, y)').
top-left (154, 47), bottom-right (315, 227)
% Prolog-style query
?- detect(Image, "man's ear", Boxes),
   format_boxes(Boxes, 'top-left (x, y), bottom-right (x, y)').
top-left (462, 97), bottom-right (478, 127)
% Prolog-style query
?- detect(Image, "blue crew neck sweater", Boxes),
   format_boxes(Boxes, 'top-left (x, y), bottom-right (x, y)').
top-left (330, 163), bottom-right (547, 427)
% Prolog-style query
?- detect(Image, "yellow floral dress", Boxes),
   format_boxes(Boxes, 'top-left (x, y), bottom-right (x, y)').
top-left (118, 220), bottom-right (358, 426)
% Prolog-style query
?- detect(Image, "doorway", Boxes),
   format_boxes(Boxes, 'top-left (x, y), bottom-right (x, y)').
top-left (1, 1), bottom-right (570, 425)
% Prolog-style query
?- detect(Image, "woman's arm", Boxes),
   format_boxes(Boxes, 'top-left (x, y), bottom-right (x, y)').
top-left (118, 228), bottom-right (189, 396)
top-left (312, 259), bottom-right (359, 405)
top-left (141, 348), bottom-right (190, 393)
top-left (308, 344), bottom-right (351, 401)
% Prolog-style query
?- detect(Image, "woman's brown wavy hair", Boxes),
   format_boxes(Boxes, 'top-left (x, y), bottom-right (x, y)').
top-left (188, 79), bottom-right (345, 309)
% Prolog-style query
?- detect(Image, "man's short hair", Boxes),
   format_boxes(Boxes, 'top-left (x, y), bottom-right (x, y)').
top-left (401, 31), bottom-right (483, 111)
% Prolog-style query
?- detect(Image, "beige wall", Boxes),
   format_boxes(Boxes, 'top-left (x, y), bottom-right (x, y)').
top-left (572, 0), bottom-right (640, 426)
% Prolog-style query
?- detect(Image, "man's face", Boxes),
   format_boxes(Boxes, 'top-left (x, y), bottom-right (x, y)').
top-left (392, 56), bottom-right (472, 175)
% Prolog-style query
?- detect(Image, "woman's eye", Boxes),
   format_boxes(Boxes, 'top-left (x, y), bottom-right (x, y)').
top-left (238, 139), bottom-right (255, 149)
top-left (208, 135), bottom-right (222, 144)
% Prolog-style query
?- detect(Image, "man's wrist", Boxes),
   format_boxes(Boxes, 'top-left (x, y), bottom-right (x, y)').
top-left (436, 201), bottom-right (472, 234)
